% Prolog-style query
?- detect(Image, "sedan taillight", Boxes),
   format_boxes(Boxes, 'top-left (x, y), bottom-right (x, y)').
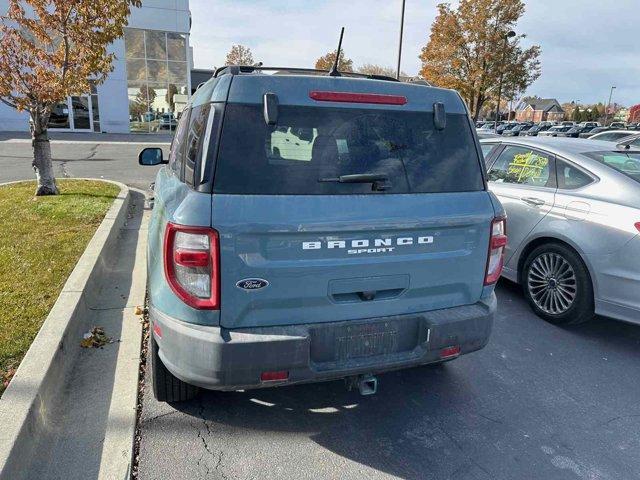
top-left (484, 217), bottom-right (508, 285)
top-left (164, 222), bottom-right (220, 309)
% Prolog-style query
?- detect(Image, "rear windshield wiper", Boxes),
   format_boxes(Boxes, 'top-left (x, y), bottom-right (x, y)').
top-left (319, 173), bottom-right (387, 183)
top-left (319, 173), bottom-right (390, 191)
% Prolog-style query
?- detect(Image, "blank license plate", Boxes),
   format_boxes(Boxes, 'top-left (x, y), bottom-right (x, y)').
top-left (336, 330), bottom-right (397, 360)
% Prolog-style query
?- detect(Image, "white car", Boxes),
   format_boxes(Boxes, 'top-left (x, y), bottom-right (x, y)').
top-left (589, 130), bottom-right (636, 143)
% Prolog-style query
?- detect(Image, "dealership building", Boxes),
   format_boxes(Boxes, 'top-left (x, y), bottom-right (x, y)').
top-left (0, 0), bottom-right (192, 134)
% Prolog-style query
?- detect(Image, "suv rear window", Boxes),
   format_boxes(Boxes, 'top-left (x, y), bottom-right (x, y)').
top-left (212, 104), bottom-right (484, 195)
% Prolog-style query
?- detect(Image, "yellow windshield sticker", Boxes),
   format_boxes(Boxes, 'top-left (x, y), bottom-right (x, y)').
top-left (508, 152), bottom-right (548, 183)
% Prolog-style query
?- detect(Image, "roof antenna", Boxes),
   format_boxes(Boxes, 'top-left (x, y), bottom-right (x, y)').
top-left (328, 27), bottom-right (345, 77)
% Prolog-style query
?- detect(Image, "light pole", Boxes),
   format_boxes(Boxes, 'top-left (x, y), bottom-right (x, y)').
top-left (493, 30), bottom-right (516, 132)
top-left (603, 86), bottom-right (616, 126)
top-left (396, 0), bottom-right (406, 80)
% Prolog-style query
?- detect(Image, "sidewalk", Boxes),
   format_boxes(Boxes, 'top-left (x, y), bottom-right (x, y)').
top-left (0, 131), bottom-right (172, 144)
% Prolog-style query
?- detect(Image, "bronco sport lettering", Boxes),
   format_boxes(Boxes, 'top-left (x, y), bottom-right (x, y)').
top-left (303, 236), bottom-right (434, 255)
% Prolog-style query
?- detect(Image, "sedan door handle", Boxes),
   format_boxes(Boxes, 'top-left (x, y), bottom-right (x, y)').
top-left (521, 196), bottom-right (545, 206)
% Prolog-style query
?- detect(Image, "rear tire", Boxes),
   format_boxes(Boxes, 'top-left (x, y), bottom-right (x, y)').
top-left (522, 243), bottom-right (594, 325)
top-left (151, 334), bottom-right (199, 402)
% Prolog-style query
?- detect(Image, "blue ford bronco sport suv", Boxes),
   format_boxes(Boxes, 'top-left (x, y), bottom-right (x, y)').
top-left (139, 65), bottom-right (506, 402)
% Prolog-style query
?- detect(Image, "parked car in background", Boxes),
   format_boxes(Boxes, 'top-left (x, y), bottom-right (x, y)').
top-left (561, 121), bottom-right (576, 127)
top-left (496, 122), bottom-right (518, 135)
top-left (578, 126), bottom-right (610, 139)
top-left (503, 123), bottom-right (533, 137)
top-left (158, 112), bottom-right (178, 130)
top-left (588, 130), bottom-right (637, 143)
top-left (481, 137), bottom-right (640, 326)
top-left (477, 131), bottom-right (500, 140)
top-left (609, 122), bottom-right (626, 129)
top-left (558, 124), bottom-right (595, 138)
top-left (618, 133), bottom-right (640, 148)
top-left (539, 125), bottom-right (572, 137)
top-left (143, 112), bottom-right (157, 123)
top-left (478, 122), bottom-right (502, 132)
top-left (138, 66), bottom-right (504, 402)
top-left (525, 124), bottom-right (551, 136)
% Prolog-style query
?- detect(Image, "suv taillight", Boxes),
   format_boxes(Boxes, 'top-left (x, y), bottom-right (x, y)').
top-left (164, 223), bottom-right (219, 309)
top-left (484, 217), bottom-right (507, 285)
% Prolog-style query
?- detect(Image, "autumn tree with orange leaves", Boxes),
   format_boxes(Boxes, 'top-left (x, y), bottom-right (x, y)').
top-left (225, 45), bottom-right (255, 66)
top-left (314, 50), bottom-right (354, 73)
top-left (419, 0), bottom-right (541, 121)
top-left (0, 0), bottom-right (141, 195)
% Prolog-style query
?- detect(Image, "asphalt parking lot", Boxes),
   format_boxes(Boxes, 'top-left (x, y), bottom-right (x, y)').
top-left (3, 136), bottom-right (640, 479)
top-left (0, 132), bottom-right (167, 191)
top-left (137, 281), bottom-right (640, 480)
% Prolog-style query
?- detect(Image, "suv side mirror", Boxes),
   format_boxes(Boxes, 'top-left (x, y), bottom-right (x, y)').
top-left (139, 148), bottom-right (166, 166)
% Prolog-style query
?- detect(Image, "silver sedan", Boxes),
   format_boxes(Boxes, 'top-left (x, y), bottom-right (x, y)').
top-left (480, 137), bottom-right (640, 325)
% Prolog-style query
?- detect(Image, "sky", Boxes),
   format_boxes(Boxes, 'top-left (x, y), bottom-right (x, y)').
top-left (188, 0), bottom-right (639, 107)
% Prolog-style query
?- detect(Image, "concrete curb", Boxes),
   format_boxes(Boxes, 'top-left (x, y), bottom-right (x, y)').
top-left (96, 186), bottom-right (149, 480)
top-left (0, 179), bottom-right (132, 479)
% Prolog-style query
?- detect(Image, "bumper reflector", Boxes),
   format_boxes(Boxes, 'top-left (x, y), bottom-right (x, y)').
top-left (260, 370), bottom-right (289, 382)
top-left (440, 345), bottom-right (461, 359)
top-left (153, 322), bottom-right (162, 339)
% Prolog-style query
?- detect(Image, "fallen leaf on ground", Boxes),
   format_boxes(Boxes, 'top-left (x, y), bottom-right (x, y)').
top-left (80, 326), bottom-right (113, 348)
top-left (135, 305), bottom-right (144, 316)
top-left (2, 366), bottom-right (17, 389)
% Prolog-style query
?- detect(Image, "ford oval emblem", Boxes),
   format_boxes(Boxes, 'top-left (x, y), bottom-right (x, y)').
top-left (236, 278), bottom-right (269, 291)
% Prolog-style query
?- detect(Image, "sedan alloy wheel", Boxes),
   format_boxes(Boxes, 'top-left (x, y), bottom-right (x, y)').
top-left (527, 252), bottom-right (577, 315)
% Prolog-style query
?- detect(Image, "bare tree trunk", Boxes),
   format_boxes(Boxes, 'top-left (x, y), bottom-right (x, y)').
top-left (30, 106), bottom-right (58, 196)
top-left (467, 94), bottom-right (476, 121)
top-left (472, 106), bottom-right (480, 122)
top-left (476, 95), bottom-right (486, 121)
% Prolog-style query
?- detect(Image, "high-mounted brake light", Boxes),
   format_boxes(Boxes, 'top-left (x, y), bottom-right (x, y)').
top-left (164, 223), bottom-right (220, 309)
top-left (309, 91), bottom-right (407, 105)
top-left (484, 217), bottom-right (508, 285)
top-left (635, 222), bottom-right (640, 233)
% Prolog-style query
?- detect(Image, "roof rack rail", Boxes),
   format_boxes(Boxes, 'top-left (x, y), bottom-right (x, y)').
top-left (213, 65), bottom-right (400, 82)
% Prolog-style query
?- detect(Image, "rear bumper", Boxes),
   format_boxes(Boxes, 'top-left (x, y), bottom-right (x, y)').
top-left (150, 294), bottom-right (496, 391)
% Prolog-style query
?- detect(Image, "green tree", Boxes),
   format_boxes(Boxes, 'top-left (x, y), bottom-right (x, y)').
top-left (314, 50), bottom-right (354, 73)
top-left (419, 0), bottom-right (541, 120)
top-left (572, 106), bottom-right (582, 122)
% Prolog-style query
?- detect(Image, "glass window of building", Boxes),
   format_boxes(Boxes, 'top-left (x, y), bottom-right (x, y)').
top-left (125, 28), bottom-right (190, 134)
top-left (47, 82), bottom-right (101, 132)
